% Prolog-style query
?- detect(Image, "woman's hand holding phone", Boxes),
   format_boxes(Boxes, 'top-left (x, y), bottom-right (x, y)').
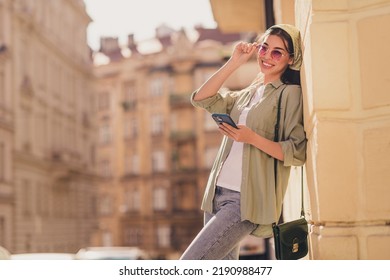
top-left (218, 122), bottom-right (255, 144)
top-left (212, 113), bottom-right (255, 144)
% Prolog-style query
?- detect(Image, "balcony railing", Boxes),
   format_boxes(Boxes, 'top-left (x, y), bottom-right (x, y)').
top-left (121, 100), bottom-right (137, 111)
top-left (170, 131), bottom-right (195, 142)
top-left (169, 93), bottom-right (192, 108)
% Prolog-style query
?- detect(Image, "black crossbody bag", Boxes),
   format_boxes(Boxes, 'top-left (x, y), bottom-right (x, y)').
top-left (272, 88), bottom-right (309, 260)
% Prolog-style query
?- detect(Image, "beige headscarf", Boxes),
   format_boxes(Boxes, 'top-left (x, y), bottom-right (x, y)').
top-left (271, 24), bottom-right (303, 71)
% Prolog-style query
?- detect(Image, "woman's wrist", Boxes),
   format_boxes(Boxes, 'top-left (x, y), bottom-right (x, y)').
top-left (248, 130), bottom-right (260, 146)
top-left (225, 57), bottom-right (243, 71)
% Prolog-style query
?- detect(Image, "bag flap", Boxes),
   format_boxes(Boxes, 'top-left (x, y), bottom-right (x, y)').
top-left (275, 218), bottom-right (308, 246)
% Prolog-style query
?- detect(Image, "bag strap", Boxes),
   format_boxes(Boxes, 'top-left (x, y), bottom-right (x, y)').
top-left (273, 87), bottom-right (285, 184)
top-left (273, 86), bottom-right (305, 219)
top-left (300, 166), bottom-right (305, 218)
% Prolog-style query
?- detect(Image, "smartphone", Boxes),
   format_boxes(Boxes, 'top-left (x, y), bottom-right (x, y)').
top-left (211, 113), bottom-right (238, 129)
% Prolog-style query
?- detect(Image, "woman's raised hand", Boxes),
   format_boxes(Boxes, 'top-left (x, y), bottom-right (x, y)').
top-left (229, 41), bottom-right (258, 67)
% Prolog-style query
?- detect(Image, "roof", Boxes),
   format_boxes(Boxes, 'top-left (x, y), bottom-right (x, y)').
top-left (195, 26), bottom-right (242, 44)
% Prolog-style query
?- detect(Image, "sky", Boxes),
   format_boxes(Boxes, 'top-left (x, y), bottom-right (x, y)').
top-left (83, 0), bottom-right (217, 51)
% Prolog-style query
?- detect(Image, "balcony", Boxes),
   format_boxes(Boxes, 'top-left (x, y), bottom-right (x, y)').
top-left (51, 150), bottom-right (71, 162)
top-left (121, 100), bottom-right (137, 112)
top-left (171, 147), bottom-right (197, 174)
top-left (169, 93), bottom-right (192, 108)
top-left (170, 131), bottom-right (195, 142)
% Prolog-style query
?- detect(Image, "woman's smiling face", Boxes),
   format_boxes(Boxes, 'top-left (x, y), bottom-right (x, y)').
top-left (257, 34), bottom-right (293, 83)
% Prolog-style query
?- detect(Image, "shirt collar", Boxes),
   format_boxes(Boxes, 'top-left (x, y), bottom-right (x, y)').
top-left (251, 77), bottom-right (284, 93)
top-left (266, 78), bottom-right (284, 89)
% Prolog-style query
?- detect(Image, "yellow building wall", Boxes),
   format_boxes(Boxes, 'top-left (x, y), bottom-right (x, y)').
top-left (296, 0), bottom-right (390, 259)
top-left (209, 0), bottom-right (390, 259)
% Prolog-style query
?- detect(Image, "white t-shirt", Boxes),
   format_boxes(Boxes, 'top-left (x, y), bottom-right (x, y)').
top-left (216, 85), bottom-right (265, 192)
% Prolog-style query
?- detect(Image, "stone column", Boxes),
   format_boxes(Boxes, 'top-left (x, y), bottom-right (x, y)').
top-left (296, 0), bottom-right (390, 259)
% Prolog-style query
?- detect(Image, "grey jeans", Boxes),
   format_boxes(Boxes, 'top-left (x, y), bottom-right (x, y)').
top-left (180, 186), bottom-right (257, 260)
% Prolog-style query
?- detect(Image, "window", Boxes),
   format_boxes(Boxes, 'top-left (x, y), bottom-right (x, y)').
top-left (124, 227), bottom-right (142, 247)
top-left (100, 195), bottom-right (113, 215)
top-left (153, 187), bottom-right (167, 211)
top-left (36, 183), bottom-right (44, 216)
top-left (123, 82), bottom-right (137, 102)
top-left (157, 225), bottom-right (171, 248)
top-left (150, 78), bottom-right (163, 97)
top-left (131, 154), bottom-right (140, 174)
top-left (124, 117), bottom-right (138, 139)
top-left (98, 92), bottom-right (110, 111)
top-left (124, 154), bottom-right (139, 175)
top-left (100, 160), bottom-right (111, 178)
top-left (51, 118), bottom-right (61, 152)
top-left (130, 119), bottom-right (138, 138)
top-left (99, 124), bottom-right (111, 144)
top-left (20, 107), bottom-right (32, 151)
top-left (124, 188), bottom-right (140, 212)
top-left (152, 151), bottom-right (165, 172)
top-left (151, 114), bottom-right (164, 135)
top-left (122, 82), bottom-right (137, 111)
top-left (124, 157), bottom-right (131, 175)
top-left (36, 51), bottom-right (46, 90)
top-left (102, 231), bottom-right (113, 246)
top-left (19, 38), bottom-right (29, 77)
top-left (123, 120), bottom-right (130, 139)
top-left (21, 179), bottom-right (33, 217)
top-left (170, 114), bottom-right (178, 132)
top-left (36, 113), bottom-right (47, 155)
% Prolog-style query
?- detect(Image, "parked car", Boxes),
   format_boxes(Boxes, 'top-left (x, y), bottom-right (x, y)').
top-left (239, 235), bottom-right (268, 260)
top-left (0, 246), bottom-right (11, 260)
top-left (10, 253), bottom-right (76, 260)
top-left (76, 247), bottom-right (148, 260)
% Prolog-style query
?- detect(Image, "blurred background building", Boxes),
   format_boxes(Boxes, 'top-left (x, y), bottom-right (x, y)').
top-left (0, 0), bottom-right (99, 253)
top-left (0, 0), bottom-right (389, 260)
top-left (0, 0), bottom-right (257, 259)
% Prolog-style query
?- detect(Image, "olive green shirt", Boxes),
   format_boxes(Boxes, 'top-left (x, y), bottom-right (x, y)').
top-left (191, 79), bottom-right (306, 237)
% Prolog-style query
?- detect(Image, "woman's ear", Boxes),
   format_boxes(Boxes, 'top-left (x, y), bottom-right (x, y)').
top-left (288, 56), bottom-right (294, 66)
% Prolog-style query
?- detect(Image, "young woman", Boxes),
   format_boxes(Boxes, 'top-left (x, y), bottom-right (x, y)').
top-left (180, 24), bottom-right (306, 260)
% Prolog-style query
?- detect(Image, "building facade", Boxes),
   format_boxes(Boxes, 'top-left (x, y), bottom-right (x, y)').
top-left (0, 0), bottom-right (13, 252)
top-left (92, 27), bottom-right (257, 259)
top-left (0, 0), bottom-right (99, 253)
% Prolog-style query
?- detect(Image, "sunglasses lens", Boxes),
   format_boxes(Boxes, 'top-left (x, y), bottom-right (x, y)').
top-left (271, 50), bottom-right (283, 60)
top-left (258, 45), bottom-right (267, 56)
top-left (258, 45), bottom-right (287, 61)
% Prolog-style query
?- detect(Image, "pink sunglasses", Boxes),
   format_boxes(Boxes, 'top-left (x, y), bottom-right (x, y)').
top-left (257, 44), bottom-right (291, 61)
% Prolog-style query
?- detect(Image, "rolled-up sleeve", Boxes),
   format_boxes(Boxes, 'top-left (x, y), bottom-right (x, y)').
top-left (190, 89), bottom-right (237, 114)
top-left (279, 87), bottom-right (306, 167)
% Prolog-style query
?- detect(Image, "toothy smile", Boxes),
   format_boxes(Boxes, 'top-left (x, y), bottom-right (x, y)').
top-left (262, 61), bottom-right (273, 67)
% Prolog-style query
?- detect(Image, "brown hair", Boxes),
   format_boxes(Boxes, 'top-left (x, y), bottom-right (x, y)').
top-left (257, 27), bottom-right (301, 85)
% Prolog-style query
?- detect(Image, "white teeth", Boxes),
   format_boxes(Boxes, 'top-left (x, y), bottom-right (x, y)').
top-left (263, 61), bottom-right (272, 67)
